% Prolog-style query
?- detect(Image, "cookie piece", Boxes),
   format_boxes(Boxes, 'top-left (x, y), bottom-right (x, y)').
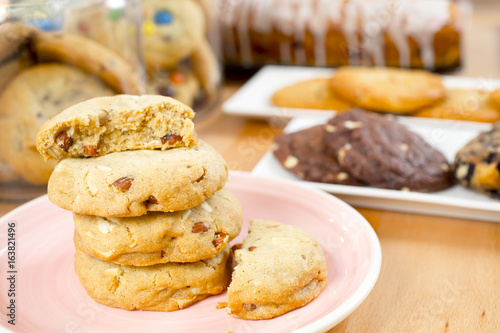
top-left (36, 94), bottom-right (197, 161)
top-left (146, 68), bottom-right (200, 106)
top-left (273, 125), bottom-right (364, 185)
top-left (0, 64), bottom-right (115, 185)
top-left (330, 67), bottom-right (446, 114)
top-left (0, 52), bottom-right (35, 92)
top-left (32, 31), bottom-right (141, 94)
top-left (75, 247), bottom-right (231, 311)
top-left (490, 88), bottom-right (500, 110)
top-left (48, 140), bottom-right (228, 216)
top-left (324, 109), bottom-right (454, 191)
top-left (272, 78), bottom-right (353, 111)
top-left (0, 22), bottom-right (39, 64)
top-left (414, 89), bottom-right (500, 123)
top-left (452, 122), bottom-right (500, 199)
top-left (143, 0), bottom-right (205, 69)
top-left (74, 188), bottom-right (242, 265)
top-left (227, 219), bottom-right (327, 320)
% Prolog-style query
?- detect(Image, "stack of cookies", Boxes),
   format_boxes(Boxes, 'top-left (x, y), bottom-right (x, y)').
top-left (36, 95), bottom-right (243, 311)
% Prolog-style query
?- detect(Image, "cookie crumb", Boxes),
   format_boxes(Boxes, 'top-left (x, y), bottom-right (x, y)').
top-left (216, 302), bottom-right (228, 309)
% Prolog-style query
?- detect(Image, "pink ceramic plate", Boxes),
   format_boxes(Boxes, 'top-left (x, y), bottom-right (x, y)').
top-left (0, 172), bottom-right (381, 333)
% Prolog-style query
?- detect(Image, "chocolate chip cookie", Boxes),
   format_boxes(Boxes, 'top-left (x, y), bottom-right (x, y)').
top-left (452, 121), bottom-right (500, 199)
top-left (227, 219), bottom-right (327, 320)
top-left (0, 64), bottom-right (114, 184)
top-left (324, 109), bottom-right (454, 191)
top-left (73, 188), bottom-right (242, 265)
top-left (37, 94), bottom-right (197, 161)
top-left (32, 31), bottom-right (141, 94)
top-left (273, 125), bottom-right (364, 185)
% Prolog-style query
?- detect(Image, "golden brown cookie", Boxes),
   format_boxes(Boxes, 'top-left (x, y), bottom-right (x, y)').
top-left (490, 88), bottom-right (500, 110)
top-left (272, 78), bottom-right (353, 111)
top-left (0, 64), bottom-right (114, 185)
top-left (414, 89), bottom-right (500, 123)
top-left (75, 247), bottom-right (232, 311)
top-left (330, 67), bottom-right (446, 114)
top-left (32, 31), bottom-right (141, 94)
top-left (36, 94), bottom-right (197, 161)
top-left (227, 219), bottom-right (327, 320)
top-left (73, 188), bottom-right (242, 265)
top-left (47, 140), bottom-right (228, 217)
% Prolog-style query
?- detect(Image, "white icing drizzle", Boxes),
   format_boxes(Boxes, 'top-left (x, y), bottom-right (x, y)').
top-left (217, 0), bottom-right (453, 69)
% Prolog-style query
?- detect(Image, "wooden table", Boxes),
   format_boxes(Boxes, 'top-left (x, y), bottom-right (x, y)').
top-left (2, 4), bottom-right (500, 332)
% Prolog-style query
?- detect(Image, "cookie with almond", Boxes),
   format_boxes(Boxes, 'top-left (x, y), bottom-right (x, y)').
top-left (227, 219), bottom-right (327, 320)
top-left (47, 140), bottom-right (228, 217)
top-left (73, 188), bottom-right (242, 265)
top-left (75, 247), bottom-right (231, 311)
top-left (37, 94), bottom-right (197, 161)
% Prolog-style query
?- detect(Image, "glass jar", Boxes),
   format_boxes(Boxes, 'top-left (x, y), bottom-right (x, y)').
top-left (0, 0), bottom-right (144, 202)
top-left (142, 0), bottom-right (222, 120)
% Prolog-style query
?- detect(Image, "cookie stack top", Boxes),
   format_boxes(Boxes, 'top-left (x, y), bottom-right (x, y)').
top-left (36, 94), bottom-right (229, 217)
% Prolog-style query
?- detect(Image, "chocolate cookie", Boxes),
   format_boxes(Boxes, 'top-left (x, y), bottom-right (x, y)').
top-left (273, 125), bottom-right (364, 185)
top-left (324, 109), bottom-right (454, 191)
top-left (452, 121), bottom-right (500, 199)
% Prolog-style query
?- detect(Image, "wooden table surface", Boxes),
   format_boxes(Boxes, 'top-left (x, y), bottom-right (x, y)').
top-left (2, 3), bottom-right (500, 333)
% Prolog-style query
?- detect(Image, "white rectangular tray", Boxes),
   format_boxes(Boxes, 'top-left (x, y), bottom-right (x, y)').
top-left (223, 65), bottom-right (500, 119)
top-left (252, 115), bottom-right (500, 223)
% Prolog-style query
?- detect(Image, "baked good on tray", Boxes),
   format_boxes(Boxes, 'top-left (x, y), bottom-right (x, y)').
top-left (273, 109), bottom-right (454, 192)
top-left (271, 78), bottom-right (353, 111)
top-left (217, 0), bottom-right (469, 71)
top-left (273, 125), bottom-right (364, 185)
top-left (452, 121), bottom-right (500, 199)
top-left (414, 89), bottom-right (500, 123)
top-left (330, 67), bottom-right (446, 114)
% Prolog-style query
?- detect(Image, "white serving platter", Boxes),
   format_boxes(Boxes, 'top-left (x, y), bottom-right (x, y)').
top-left (222, 65), bottom-right (500, 119)
top-left (252, 115), bottom-right (500, 223)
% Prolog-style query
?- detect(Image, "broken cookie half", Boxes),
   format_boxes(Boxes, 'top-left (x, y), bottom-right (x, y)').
top-left (36, 94), bottom-right (197, 160)
top-left (226, 219), bottom-right (327, 320)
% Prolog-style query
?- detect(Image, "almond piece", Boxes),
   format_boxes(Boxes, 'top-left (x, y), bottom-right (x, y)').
top-left (161, 134), bottom-right (183, 145)
top-left (192, 222), bottom-right (209, 233)
top-left (112, 176), bottom-right (133, 191)
top-left (84, 143), bottom-right (100, 156)
top-left (212, 232), bottom-right (228, 247)
top-left (248, 246), bottom-right (256, 252)
top-left (55, 131), bottom-right (72, 152)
